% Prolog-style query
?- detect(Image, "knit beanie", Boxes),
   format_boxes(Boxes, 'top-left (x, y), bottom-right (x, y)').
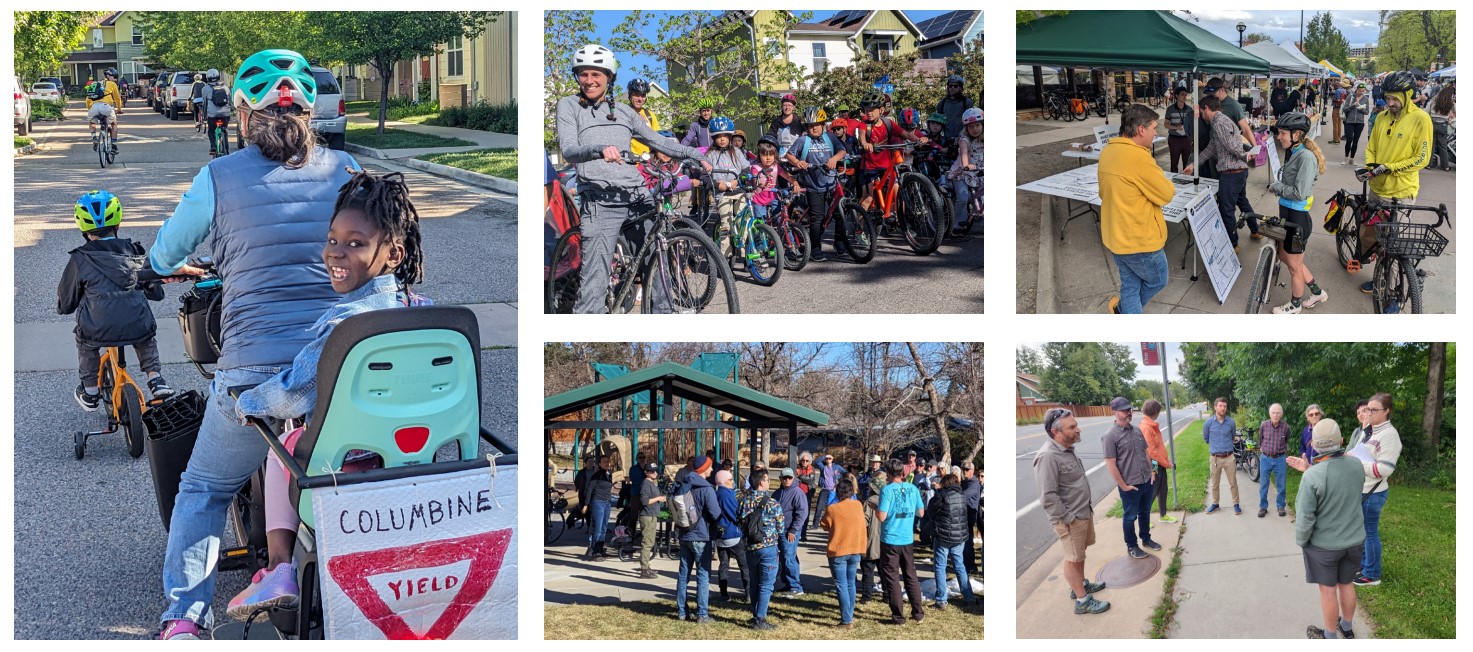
top-left (691, 455), bottom-right (713, 476)
top-left (1312, 418), bottom-right (1344, 455)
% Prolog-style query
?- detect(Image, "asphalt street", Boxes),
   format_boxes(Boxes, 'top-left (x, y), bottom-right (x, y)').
top-left (13, 99), bottom-right (520, 639)
top-left (1014, 403), bottom-right (1204, 576)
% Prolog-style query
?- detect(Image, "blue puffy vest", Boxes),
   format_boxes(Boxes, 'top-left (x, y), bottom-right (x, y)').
top-left (206, 145), bottom-right (355, 369)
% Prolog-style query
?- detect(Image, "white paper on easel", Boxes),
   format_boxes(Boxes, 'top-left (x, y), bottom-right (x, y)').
top-left (1185, 190), bottom-right (1242, 304)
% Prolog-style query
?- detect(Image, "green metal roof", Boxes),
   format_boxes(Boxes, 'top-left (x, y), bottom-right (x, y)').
top-left (544, 361), bottom-right (829, 426)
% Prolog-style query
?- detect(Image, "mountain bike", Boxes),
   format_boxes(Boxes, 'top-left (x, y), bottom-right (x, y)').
top-left (1327, 176), bottom-right (1452, 314)
top-left (789, 162), bottom-right (876, 263)
top-left (545, 152), bottom-right (739, 314)
top-left (706, 169), bottom-right (784, 286)
top-left (1233, 428), bottom-right (1261, 483)
top-left (911, 143), bottom-right (956, 233)
top-left (767, 187), bottom-right (811, 271)
top-left (863, 142), bottom-right (948, 255)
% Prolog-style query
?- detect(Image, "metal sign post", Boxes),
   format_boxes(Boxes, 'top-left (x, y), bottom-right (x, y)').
top-left (1161, 342), bottom-right (1178, 509)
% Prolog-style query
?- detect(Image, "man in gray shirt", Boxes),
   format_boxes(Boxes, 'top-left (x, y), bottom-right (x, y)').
top-left (1103, 396), bottom-right (1160, 558)
top-left (637, 463), bottom-right (665, 578)
top-left (1034, 408), bottom-right (1109, 614)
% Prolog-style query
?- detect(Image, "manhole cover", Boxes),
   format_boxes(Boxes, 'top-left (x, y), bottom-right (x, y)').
top-left (1095, 552), bottom-right (1162, 588)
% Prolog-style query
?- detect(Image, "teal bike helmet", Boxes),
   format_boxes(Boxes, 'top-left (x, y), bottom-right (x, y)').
top-left (75, 190), bottom-right (122, 233)
top-left (232, 49), bottom-right (316, 112)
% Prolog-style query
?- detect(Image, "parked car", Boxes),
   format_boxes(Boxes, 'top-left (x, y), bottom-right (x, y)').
top-left (233, 66), bottom-right (346, 150)
top-left (38, 76), bottom-right (65, 94)
top-left (165, 70), bottom-right (199, 120)
top-left (29, 82), bottom-right (61, 102)
top-left (151, 73), bottom-right (171, 112)
top-left (14, 76), bottom-right (32, 136)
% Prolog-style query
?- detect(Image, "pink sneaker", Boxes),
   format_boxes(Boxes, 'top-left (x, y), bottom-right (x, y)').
top-left (226, 562), bottom-right (300, 620)
top-left (159, 619), bottom-right (204, 640)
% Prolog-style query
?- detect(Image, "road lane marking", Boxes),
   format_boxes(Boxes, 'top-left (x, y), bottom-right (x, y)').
top-left (1016, 411), bottom-right (1199, 519)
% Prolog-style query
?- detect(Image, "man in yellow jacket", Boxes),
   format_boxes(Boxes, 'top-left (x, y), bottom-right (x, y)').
top-left (1098, 104), bottom-right (1177, 314)
top-left (1360, 71), bottom-right (1431, 202)
top-left (627, 78), bottom-right (661, 157)
top-left (84, 69), bottom-right (124, 154)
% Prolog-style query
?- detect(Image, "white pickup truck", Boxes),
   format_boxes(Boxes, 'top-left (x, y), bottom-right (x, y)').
top-left (163, 70), bottom-right (199, 121)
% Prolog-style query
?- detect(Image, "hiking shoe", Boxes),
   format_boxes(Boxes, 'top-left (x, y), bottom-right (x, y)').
top-left (148, 376), bottom-right (176, 400)
top-left (1206, 503), bottom-right (1220, 514)
top-left (1353, 573), bottom-right (1381, 587)
top-left (1160, 514), bottom-right (1178, 523)
top-left (1074, 595), bottom-right (1111, 615)
top-left (160, 619), bottom-right (204, 640)
top-left (753, 619), bottom-right (775, 631)
top-left (1301, 288), bottom-right (1329, 308)
top-left (1141, 539), bottom-right (1163, 551)
top-left (1279, 509), bottom-right (1287, 517)
top-left (1234, 504), bottom-right (1242, 515)
top-left (1258, 508), bottom-right (1269, 517)
top-left (1068, 580), bottom-right (1106, 599)
top-left (1307, 626), bottom-right (1327, 639)
top-left (1128, 546), bottom-right (1147, 559)
top-left (227, 562), bottom-right (300, 620)
top-left (75, 385), bottom-right (101, 412)
top-left (1108, 295), bottom-right (1121, 314)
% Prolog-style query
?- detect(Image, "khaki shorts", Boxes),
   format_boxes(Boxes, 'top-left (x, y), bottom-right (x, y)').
top-left (1052, 517), bottom-right (1096, 563)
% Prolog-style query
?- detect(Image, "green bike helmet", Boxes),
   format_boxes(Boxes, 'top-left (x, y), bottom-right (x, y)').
top-left (233, 49), bottom-right (316, 112)
top-left (75, 190), bottom-right (122, 233)
top-left (926, 112), bottom-right (947, 126)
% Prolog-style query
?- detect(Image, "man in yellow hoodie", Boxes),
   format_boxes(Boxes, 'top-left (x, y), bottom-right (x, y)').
top-left (1360, 71), bottom-right (1432, 203)
top-left (1098, 104), bottom-right (1178, 314)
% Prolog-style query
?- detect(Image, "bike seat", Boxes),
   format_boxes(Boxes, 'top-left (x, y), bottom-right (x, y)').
top-left (289, 305), bottom-right (484, 529)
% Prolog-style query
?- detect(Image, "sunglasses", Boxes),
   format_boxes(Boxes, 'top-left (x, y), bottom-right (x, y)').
top-left (1308, 412), bottom-right (1323, 417)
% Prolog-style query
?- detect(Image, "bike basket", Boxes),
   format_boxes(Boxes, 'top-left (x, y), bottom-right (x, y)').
top-left (1375, 222), bottom-right (1448, 259)
top-left (177, 282), bottom-right (222, 364)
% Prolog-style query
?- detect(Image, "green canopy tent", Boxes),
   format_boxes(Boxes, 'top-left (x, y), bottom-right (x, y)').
top-left (1018, 10), bottom-right (1271, 126)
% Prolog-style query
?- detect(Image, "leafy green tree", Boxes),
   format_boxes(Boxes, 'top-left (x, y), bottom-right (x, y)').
top-left (1016, 10), bottom-right (1070, 26)
top-left (312, 11), bottom-right (497, 133)
top-left (1040, 342), bottom-right (1116, 405)
top-left (1100, 342), bottom-right (1138, 398)
top-left (1377, 11), bottom-right (1456, 72)
top-left (14, 11), bottom-right (107, 81)
top-left (137, 12), bottom-right (312, 74)
top-left (1244, 32), bottom-right (1274, 45)
top-left (1017, 345), bottom-right (1045, 375)
top-left (544, 10), bottom-right (595, 150)
top-left (1304, 11), bottom-right (1352, 71)
top-left (1179, 342), bottom-right (1235, 409)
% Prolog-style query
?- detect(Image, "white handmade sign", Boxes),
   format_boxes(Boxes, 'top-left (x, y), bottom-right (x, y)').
top-left (313, 465), bottom-right (518, 640)
top-left (1185, 190), bottom-right (1242, 304)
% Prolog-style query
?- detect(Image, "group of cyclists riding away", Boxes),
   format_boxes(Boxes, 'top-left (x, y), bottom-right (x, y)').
top-left (550, 43), bottom-right (982, 315)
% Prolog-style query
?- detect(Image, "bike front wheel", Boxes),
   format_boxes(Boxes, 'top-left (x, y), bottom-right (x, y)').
top-left (1245, 247), bottom-right (1275, 313)
top-left (899, 173), bottom-right (947, 255)
top-left (544, 228), bottom-right (582, 314)
top-left (1247, 453), bottom-right (1260, 482)
top-left (647, 230), bottom-right (740, 314)
top-left (1374, 256), bottom-right (1422, 314)
top-left (545, 509), bottom-right (565, 545)
top-left (782, 220), bottom-right (810, 271)
top-left (743, 223), bottom-right (785, 286)
top-left (121, 384), bottom-right (145, 459)
top-left (840, 200), bottom-right (876, 263)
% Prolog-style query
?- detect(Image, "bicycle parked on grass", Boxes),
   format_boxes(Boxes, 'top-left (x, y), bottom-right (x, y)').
top-left (1233, 428), bottom-right (1261, 483)
top-left (1324, 177), bottom-right (1452, 314)
top-left (545, 152), bottom-right (739, 314)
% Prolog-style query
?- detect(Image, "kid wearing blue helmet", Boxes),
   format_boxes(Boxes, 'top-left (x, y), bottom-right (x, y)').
top-left (59, 190), bottom-right (173, 412)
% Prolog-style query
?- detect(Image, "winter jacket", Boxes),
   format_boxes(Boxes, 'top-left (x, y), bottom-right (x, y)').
top-left (1365, 87), bottom-right (1433, 199)
top-left (1342, 93), bottom-right (1371, 125)
top-left (58, 237), bottom-right (164, 347)
top-left (715, 485), bottom-right (743, 541)
top-left (1098, 136), bottom-right (1175, 255)
top-left (677, 472), bottom-right (723, 542)
top-left (863, 494), bottom-right (883, 560)
top-left (774, 483), bottom-right (808, 539)
top-left (1272, 143), bottom-right (1320, 211)
top-left (926, 485), bottom-right (972, 547)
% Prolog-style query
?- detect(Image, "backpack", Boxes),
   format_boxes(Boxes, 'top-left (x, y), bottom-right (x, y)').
top-left (86, 82), bottom-right (106, 100)
top-left (797, 132), bottom-right (837, 165)
top-left (671, 483), bottom-right (699, 529)
top-left (209, 86), bottom-right (230, 108)
top-left (742, 493), bottom-right (773, 542)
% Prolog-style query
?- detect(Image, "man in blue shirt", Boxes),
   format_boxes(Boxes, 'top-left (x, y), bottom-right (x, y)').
top-left (878, 459), bottom-right (927, 625)
top-left (1202, 397), bottom-right (1241, 515)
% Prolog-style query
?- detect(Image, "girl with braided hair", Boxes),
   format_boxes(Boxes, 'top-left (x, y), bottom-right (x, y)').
top-left (226, 169), bottom-right (430, 620)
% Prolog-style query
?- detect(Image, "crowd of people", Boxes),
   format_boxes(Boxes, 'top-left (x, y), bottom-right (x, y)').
top-left (569, 448), bottom-right (983, 629)
top-left (1094, 70), bottom-right (1444, 314)
top-left (550, 43), bottom-right (982, 313)
top-left (1033, 390), bottom-right (1404, 639)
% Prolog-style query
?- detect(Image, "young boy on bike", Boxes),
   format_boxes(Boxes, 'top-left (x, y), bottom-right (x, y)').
top-left (785, 107), bottom-right (848, 261)
top-left (59, 190), bottom-right (174, 410)
top-left (855, 91), bottom-right (925, 213)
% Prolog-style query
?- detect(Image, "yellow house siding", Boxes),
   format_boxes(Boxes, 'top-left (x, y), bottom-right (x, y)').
top-left (858, 11), bottom-right (919, 56)
top-left (437, 14), bottom-right (517, 108)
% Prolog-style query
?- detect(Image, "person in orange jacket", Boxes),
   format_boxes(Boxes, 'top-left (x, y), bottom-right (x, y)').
top-left (1141, 400), bottom-right (1176, 523)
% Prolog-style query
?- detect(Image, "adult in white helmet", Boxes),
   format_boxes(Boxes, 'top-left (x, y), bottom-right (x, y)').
top-left (555, 44), bottom-right (710, 314)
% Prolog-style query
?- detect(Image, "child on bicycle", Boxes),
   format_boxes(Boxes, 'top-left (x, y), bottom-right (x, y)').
top-left (785, 107), bottom-right (849, 261)
top-left (1267, 112), bottom-right (1330, 314)
top-left (948, 108), bottom-right (984, 236)
top-left (854, 91), bottom-right (926, 213)
top-left (750, 137), bottom-right (797, 223)
top-left (59, 190), bottom-right (174, 411)
top-left (227, 170), bottom-right (429, 619)
top-left (707, 117), bottom-right (749, 257)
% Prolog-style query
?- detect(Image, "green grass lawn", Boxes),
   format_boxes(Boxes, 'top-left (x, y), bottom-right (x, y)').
top-left (1109, 421), bottom-right (1207, 517)
top-left (1358, 483), bottom-right (1456, 638)
top-left (15, 136), bottom-right (33, 149)
top-left (544, 590), bottom-right (982, 640)
top-left (416, 148), bottom-right (517, 180)
top-left (343, 100), bottom-right (377, 115)
top-left (345, 123), bottom-right (472, 150)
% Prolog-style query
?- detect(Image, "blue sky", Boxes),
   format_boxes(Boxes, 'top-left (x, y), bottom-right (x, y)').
top-left (1021, 342), bottom-right (1186, 382)
top-left (1175, 10), bottom-right (1385, 49)
top-left (581, 10), bottom-right (971, 87)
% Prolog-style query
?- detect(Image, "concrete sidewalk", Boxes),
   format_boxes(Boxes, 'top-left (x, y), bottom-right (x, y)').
top-left (1017, 118), bottom-right (1115, 149)
top-left (1171, 466), bottom-right (1375, 639)
top-left (14, 301), bottom-right (517, 373)
top-left (348, 114), bottom-right (515, 159)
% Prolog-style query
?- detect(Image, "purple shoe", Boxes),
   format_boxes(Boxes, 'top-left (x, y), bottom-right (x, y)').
top-left (226, 562), bottom-right (300, 620)
top-left (159, 619), bottom-right (204, 640)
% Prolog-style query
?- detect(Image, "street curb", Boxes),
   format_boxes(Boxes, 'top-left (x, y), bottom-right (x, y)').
top-left (396, 156), bottom-right (518, 195)
top-left (1037, 196), bottom-right (1061, 313)
top-left (344, 141), bottom-right (388, 159)
top-left (14, 143), bottom-right (38, 157)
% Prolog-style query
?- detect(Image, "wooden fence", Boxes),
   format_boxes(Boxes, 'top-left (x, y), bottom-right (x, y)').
top-left (1016, 403), bottom-right (1113, 422)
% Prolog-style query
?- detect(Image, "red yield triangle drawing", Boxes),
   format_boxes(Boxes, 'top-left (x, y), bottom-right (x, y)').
top-left (327, 528), bottom-right (513, 639)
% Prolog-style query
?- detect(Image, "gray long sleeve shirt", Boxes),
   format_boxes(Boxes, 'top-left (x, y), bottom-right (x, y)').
top-left (1199, 111), bottom-right (1250, 172)
top-left (557, 95), bottom-right (706, 194)
top-left (1033, 437), bottom-right (1093, 526)
top-left (1342, 94), bottom-right (1372, 125)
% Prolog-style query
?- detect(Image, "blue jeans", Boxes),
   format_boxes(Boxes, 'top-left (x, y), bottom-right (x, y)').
top-left (932, 541), bottom-right (974, 605)
top-left (747, 545), bottom-right (779, 620)
top-left (1258, 454), bottom-right (1288, 510)
top-left (830, 553), bottom-right (861, 623)
top-left (1361, 490), bottom-right (1389, 579)
top-left (952, 176), bottom-right (980, 224)
top-left (777, 534), bottom-right (803, 592)
top-left (1118, 480), bottom-right (1154, 549)
top-left (677, 539), bottom-right (713, 618)
top-left (588, 496), bottom-right (610, 547)
top-left (160, 366), bottom-right (281, 627)
top-left (1112, 250), bottom-right (1168, 313)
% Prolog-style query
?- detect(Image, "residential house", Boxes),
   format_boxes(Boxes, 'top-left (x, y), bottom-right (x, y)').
top-left (1017, 373), bottom-right (1048, 406)
top-left (333, 13), bottom-right (518, 108)
top-left (59, 11), bottom-right (157, 87)
top-left (914, 10), bottom-right (983, 60)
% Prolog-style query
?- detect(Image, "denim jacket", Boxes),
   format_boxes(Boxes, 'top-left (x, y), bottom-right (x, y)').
top-left (235, 274), bottom-right (428, 422)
